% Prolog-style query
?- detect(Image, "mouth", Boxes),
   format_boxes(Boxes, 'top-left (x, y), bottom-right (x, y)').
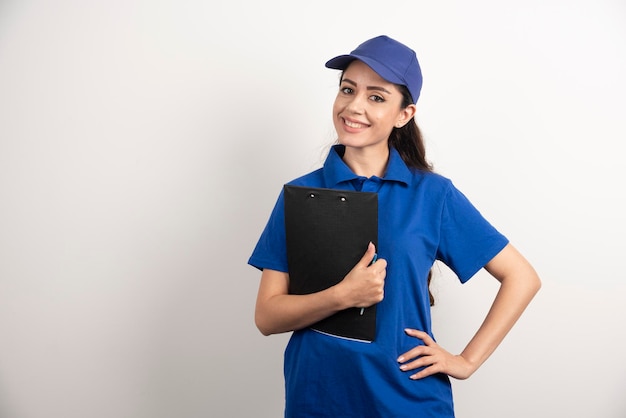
top-left (342, 117), bottom-right (369, 129)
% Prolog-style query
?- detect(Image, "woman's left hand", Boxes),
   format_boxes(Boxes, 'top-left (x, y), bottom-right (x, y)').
top-left (397, 328), bottom-right (476, 380)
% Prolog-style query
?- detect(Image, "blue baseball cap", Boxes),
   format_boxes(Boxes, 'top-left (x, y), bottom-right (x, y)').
top-left (325, 35), bottom-right (423, 104)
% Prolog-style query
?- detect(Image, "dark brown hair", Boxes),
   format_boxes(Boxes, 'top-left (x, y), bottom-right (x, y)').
top-left (389, 84), bottom-right (433, 173)
top-left (335, 74), bottom-right (436, 305)
top-left (392, 84), bottom-right (436, 306)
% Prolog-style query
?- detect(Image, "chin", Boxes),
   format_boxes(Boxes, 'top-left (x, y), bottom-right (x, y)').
top-left (338, 138), bottom-right (385, 150)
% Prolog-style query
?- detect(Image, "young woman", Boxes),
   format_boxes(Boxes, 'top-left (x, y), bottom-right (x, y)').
top-left (248, 35), bottom-right (541, 418)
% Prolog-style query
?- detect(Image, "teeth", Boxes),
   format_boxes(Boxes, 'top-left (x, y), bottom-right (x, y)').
top-left (344, 119), bottom-right (366, 128)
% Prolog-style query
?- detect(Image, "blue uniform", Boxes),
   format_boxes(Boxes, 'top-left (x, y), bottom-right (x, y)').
top-left (249, 145), bottom-right (509, 417)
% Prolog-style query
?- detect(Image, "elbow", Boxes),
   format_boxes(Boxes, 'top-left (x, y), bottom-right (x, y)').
top-left (501, 265), bottom-right (542, 299)
top-left (528, 262), bottom-right (542, 295)
top-left (519, 257), bottom-right (542, 297)
top-left (532, 273), bottom-right (542, 295)
top-left (255, 308), bottom-right (295, 336)
top-left (254, 310), bottom-right (275, 336)
top-left (522, 267), bottom-right (542, 299)
top-left (257, 328), bottom-right (273, 337)
top-left (256, 322), bottom-right (273, 337)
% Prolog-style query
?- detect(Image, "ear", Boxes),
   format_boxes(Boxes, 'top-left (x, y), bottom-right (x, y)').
top-left (395, 104), bottom-right (417, 128)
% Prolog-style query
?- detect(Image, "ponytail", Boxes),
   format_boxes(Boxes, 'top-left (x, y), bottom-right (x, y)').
top-left (388, 85), bottom-right (433, 173)
top-left (390, 84), bottom-right (435, 306)
top-left (335, 74), bottom-right (436, 305)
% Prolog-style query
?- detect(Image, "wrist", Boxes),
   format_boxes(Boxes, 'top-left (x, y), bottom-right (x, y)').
top-left (458, 353), bottom-right (481, 377)
top-left (328, 282), bottom-right (351, 311)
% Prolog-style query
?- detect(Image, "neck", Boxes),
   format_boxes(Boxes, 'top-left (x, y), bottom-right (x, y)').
top-left (342, 145), bottom-right (390, 178)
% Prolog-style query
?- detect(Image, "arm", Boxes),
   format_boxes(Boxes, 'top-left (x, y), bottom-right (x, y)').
top-left (398, 243), bottom-right (541, 380)
top-left (255, 242), bottom-right (386, 336)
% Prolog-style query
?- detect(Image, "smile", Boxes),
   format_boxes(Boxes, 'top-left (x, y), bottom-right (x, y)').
top-left (343, 118), bottom-right (369, 129)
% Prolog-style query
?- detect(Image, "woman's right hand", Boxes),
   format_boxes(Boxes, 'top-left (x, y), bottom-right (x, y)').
top-left (336, 242), bottom-right (386, 310)
top-left (255, 242), bottom-right (386, 335)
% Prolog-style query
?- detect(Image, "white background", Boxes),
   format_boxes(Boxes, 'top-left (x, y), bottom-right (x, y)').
top-left (1, 1), bottom-right (625, 417)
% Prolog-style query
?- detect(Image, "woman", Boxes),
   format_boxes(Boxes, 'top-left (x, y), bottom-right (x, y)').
top-left (248, 35), bottom-right (541, 417)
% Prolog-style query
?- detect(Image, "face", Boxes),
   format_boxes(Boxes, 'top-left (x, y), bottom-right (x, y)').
top-left (332, 60), bottom-right (415, 153)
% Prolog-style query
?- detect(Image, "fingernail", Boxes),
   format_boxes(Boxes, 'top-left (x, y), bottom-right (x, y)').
top-left (397, 356), bottom-right (404, 362)
top-left (399, 364), bottom-right (407, 370)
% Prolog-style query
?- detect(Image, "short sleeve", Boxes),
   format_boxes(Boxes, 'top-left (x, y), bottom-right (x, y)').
top-left (248, 190), bottom-right (289, 272)
top-left (436, 183), bottom-right (509, 283)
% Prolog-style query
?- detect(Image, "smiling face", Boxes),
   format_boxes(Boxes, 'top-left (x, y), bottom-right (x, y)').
top-left (332, 60), bottom-right (415, 155)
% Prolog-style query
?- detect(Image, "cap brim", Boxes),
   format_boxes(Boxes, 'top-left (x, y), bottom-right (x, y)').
top-left (326, 54), bottom-right (405, 89)
top-left (324, 55), bottom-right (357, 70)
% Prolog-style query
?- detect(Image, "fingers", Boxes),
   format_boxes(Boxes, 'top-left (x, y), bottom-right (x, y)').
top-left (404, 328), bottom-right (434, 345)
top-left (339, 243), bottom-right (387, 309)
top-left (397, 329), bottom-right (441, 379)
top-left (398, 348), bottom-right (442, 380)
top-left (397, 341), bottom-right (434, 365)
top-left (359, 242), bottom-right (377, 267)
top-left (396, 329), bottom-right (473, 380)
top-left (359, 243), bottom-right (387, 278)
top-left (397, 329), bottom-right (435, 363)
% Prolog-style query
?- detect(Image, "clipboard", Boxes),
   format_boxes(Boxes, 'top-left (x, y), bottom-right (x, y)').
top-left (283, 185), bottom-right (378, 342)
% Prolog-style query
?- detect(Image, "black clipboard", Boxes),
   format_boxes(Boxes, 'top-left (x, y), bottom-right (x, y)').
top-left (284, 185), bottom-right (378, 342)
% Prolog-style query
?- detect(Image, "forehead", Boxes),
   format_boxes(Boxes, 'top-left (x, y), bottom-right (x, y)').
top-left (342, 60), bottom-right (393, 86)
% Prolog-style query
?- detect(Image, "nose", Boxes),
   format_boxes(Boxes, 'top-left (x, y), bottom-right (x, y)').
top-left (345, 92), bottom-right (366, 114)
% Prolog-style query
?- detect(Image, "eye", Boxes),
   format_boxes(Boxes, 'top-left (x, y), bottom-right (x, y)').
top-left (340, 86), bottom-right (353, 95)
top-left (369, 94), bottom-right (385, 103)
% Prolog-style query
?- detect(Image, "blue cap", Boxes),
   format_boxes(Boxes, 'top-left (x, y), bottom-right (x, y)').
top-left (325, 35), bottom-right (422, 104)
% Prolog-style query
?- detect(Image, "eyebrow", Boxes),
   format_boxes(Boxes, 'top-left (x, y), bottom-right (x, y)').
top-left (341, 78), bottom-right (392, 95)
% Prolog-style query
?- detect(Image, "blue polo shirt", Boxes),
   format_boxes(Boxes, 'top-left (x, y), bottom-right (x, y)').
top-left (249, 145), bottom-right (508, 418)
